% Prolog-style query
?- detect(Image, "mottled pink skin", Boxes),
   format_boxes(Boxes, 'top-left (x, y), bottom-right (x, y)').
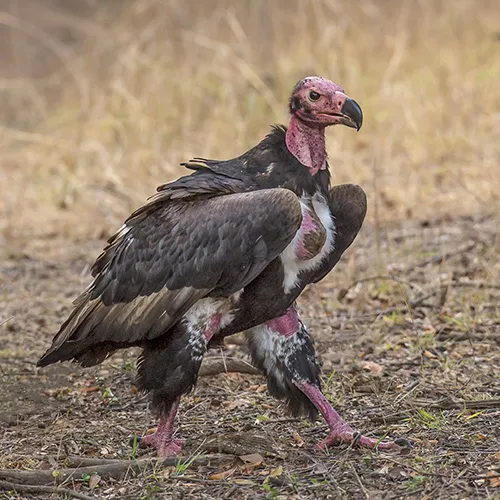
top-left (204, 312), bottom-right (222, 341)
top-left (143, 312), bottom-right (222, 456)
top-left (295, 208), bottom-right (319, 261)
top-left (286, 118), bottom-right (327, 175)
top-left (285, 76), bottom-right (352, 174)
top-left (295, 382), bottom-right (397, 451)
top-left (266, 306), bottom-right (299, 337)
top-left (141, 399), bottom-right (184, 456)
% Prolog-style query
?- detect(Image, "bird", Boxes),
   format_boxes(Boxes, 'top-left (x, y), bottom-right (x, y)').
top-left (38, 76), bottom-right (402, 457)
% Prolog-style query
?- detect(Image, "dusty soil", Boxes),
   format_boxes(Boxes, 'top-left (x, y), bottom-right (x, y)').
top-left (1, 214), bottom-right (499, 499)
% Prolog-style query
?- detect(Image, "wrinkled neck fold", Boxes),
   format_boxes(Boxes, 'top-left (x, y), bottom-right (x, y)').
top-left (285, 115), bottom-right (327, 175)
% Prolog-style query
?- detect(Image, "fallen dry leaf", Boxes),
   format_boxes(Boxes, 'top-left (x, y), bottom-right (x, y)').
top-left (88, 473), bottom-right (101, 490)
top-left (209, 467), bottom-right (237, 480)
top-left (232, 479), bottom-right (256, 486)
top-left (239, 453), bottom-right (264, 467)
top-left (486, 471), bottom-right (500, 487)
top-left (222, 398), bottom-right (251, 409)
top-left (83, 386), bottom-right (100, 394)
top-left (292, 431), bottom-right (305, 447)
top-left (361, 361), bottom-right (383, 375)
top-left (269, 466), bottom-right (283, 478)
top-left (249, 384), bottom-right (267, 392)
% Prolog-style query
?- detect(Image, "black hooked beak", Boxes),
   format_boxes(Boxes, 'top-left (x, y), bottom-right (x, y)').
top-left (340, 98), bottom-right (363, 131)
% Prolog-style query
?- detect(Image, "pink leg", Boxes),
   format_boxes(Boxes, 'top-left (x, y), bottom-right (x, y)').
top-left (296, 382), bottom-right (398, 451)
top-left (141, 399), bottom-right (184, 457)
top-left (141, 313), bottom-right (222, 457)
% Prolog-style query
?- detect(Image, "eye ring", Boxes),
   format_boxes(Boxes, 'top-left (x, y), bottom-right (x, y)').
top-left (309, 90), bottom-right (321, 101)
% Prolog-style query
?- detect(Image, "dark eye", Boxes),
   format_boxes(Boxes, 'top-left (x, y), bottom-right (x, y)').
top-left (309, 91), bottom-right (320, 101)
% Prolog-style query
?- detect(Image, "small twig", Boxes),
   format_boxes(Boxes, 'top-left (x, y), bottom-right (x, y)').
top-left (436, 331), bottom-right (500, 343)
top-left (421, 398), bottom-right (500, 410)
top-left (199, 357), bottom-right (260, 377)
top-left (338, 274), bottom-right (424, 301)
top-left (366, 456), bottom-right (500, 481)
top-left (344, 290), bottom-right (439, 320)
top-left (0, 317), bottom-right (14, 327)
top-left (222, 484), bottom-right (239, 499)
top-left (451, 280), bottom-right (500, 290)
top-left (405, 241), bottom-right (477, 272)
top-left (109, 393), bottom-right (149, 411)
top-left (370, 398), bottom-right (500, 423)
top-left (349, 463), bottom-right (369, 499)
top-left (0, 480), bottom-right (95, 500)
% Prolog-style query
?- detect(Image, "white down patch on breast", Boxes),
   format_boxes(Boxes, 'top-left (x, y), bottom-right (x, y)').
top-left (280, 192), bottom-right (335, 294)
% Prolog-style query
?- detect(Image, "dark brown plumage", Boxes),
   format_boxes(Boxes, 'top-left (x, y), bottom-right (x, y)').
top-left (38, 76), bottom-right (404, 456)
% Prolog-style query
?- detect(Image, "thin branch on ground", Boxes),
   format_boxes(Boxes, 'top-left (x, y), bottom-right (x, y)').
top-left (452, 280), bottom-right (500, 290)
top-left (422, 398), bottom-right (500, 410)
top-left (370, 398), bottom-right (500, 423)
top-left (0, 454), bottom-right (233, 486)
top-left (65, 456), bottom-right (122, 467)
top-left (0, 480), bottom-right (95, 500)
top-left (199, 357), bottom-right (260, 377)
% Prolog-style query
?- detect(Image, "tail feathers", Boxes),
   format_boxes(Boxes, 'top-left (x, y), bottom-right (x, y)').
top-left (37, 340), bottom-right (122, 368)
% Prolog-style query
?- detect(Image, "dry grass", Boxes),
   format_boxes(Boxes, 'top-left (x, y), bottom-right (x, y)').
top-left (1, 0), bottom-right (499, 244)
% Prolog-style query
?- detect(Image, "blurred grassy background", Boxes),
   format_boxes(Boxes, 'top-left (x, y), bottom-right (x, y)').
top-left (0, 0), bottom-right (499, 243)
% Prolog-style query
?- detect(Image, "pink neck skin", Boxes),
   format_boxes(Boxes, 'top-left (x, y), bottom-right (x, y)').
top-left (285, 115), bottom-right (327, 175)
top-left (266, 306), bottom-right (299, 337)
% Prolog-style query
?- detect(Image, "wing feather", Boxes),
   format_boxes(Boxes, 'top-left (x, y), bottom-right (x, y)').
top-left (38, 187), bottom-right (302, 366)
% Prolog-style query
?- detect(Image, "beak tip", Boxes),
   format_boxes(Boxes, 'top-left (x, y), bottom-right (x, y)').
top-left (341, 97), bottom-right (363, 132)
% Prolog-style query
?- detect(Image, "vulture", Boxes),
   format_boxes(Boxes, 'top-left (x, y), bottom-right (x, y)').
top-left (38, 76), bottom-right (402, 456)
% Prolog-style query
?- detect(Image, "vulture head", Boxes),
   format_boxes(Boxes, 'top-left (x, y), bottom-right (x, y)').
top-left (289, 76), bottom-right (363, 131)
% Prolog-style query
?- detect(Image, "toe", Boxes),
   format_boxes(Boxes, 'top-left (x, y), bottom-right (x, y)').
top-left (140, 433), bottom-right (158, 448)
top-left (158, 441), bottom-right (183, 457)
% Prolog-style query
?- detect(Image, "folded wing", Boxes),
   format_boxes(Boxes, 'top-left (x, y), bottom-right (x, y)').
top-left (38, 186), bottom-right (302, 366)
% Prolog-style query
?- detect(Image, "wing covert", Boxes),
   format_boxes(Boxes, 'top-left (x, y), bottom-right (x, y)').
top-left (38, 188), bottom-right (302, 365)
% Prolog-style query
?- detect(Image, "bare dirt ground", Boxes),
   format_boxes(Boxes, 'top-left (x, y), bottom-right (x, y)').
top-left (1, 213), bottom-right (499, 499)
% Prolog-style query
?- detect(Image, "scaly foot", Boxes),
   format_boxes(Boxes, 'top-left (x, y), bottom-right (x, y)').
top-left (295, 382), bottom-right (409, 452)
top-left (141, 432), bottom-right (185, 457)
top-left (315, 421), bottom-right (398, 451)
top-left (140, 398), bottom-right (183, 457)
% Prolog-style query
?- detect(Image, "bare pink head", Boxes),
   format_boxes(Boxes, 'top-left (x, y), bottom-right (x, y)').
top-left (285, 76), bottom-right (362, 174)
top-left (289, 76), bottom-right (362, 130)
